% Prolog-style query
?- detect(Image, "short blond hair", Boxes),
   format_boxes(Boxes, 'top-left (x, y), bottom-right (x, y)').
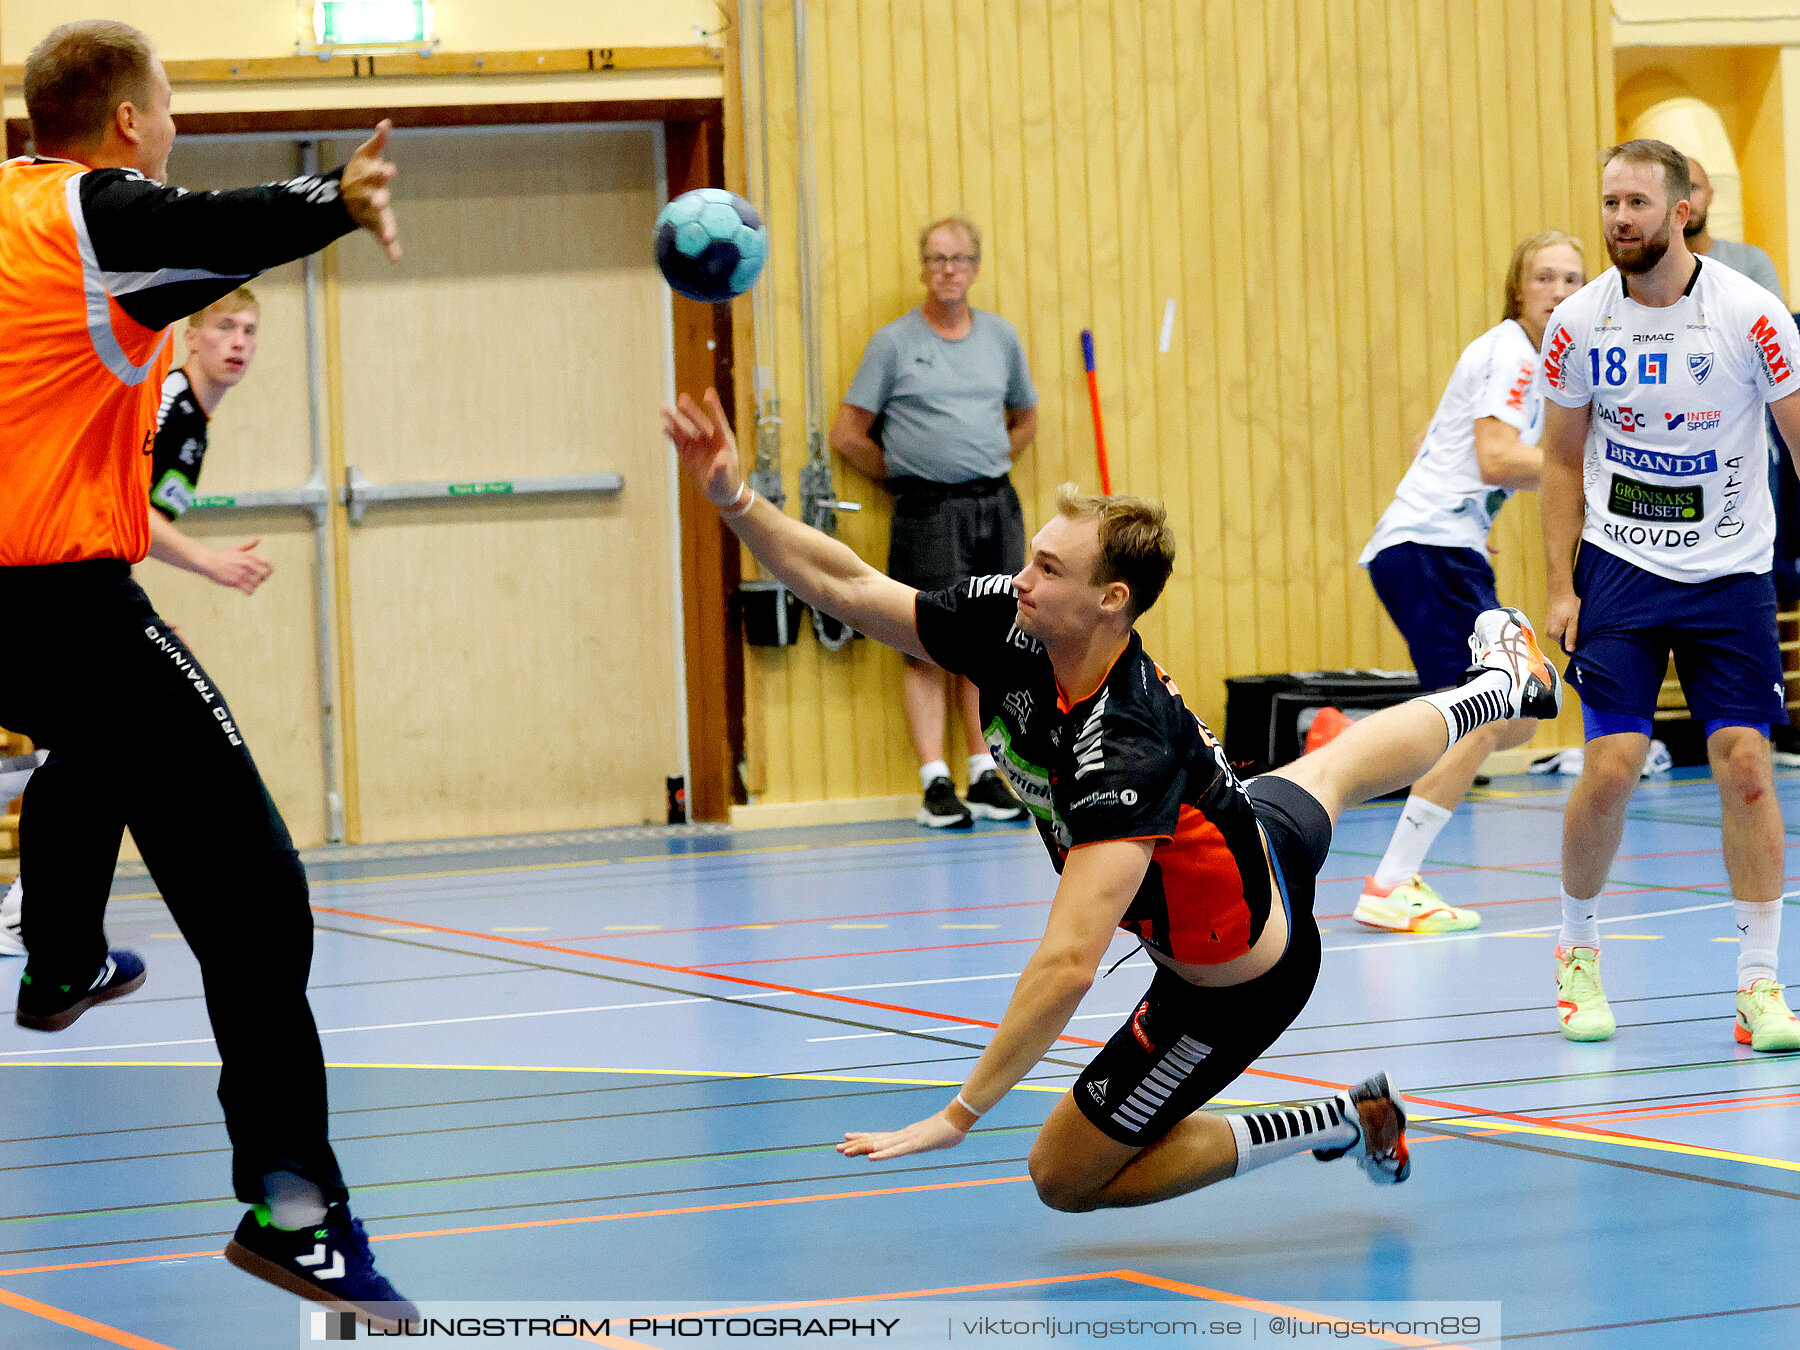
top-left (1054, 483), bottom-right (1176, 620)
top-left (1503, 231), bottom-right (1584, 322)
top-left (25, 21), bottom-right (156, 152)
top-left (918, 216), bottom-right (981, 262)
top-left (189, 287), bottom-right (259, 327)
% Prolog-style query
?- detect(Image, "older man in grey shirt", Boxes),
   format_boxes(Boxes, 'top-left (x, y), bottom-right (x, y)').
top-left (832, 215), bottom-right (1038, 829)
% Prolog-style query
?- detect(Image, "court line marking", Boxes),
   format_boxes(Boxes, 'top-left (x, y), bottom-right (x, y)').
top-left (0, 1285), bottom-right (176, 1349)
top-left (0, 1176), bottom-right (1034, 1279)
top-left (167, 904), bottom-right (1800, 1169)
top-left (307, 905), bottom-right (1106, 1047)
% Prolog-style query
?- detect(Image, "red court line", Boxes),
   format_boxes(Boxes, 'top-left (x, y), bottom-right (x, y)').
top-left (0, 1178), bottom-right (1036, 1280)
top-left (0, 1286), bottom-right (177, 1349)
top-left (313, 902), bottom-right (1792, 1152)
top-left (561, 898), bottom-right (1051, 943)
top-left (313, 904), bottom-right (1107, 1048)
top-left (686, 937), bottom-right (1041, 968)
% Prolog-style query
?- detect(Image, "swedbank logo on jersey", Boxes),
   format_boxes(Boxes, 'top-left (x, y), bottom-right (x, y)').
top-left (1603, 438), bottom-right (1716, 478)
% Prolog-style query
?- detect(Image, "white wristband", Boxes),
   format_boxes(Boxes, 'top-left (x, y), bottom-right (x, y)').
top-left (953, 1093), bottom-right (984, 1119)
top-left (719, 481), bottom-right (755, 518)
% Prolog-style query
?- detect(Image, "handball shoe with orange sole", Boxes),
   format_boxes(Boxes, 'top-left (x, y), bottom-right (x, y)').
top-left (1467, 606), bottom-right (1561, 720)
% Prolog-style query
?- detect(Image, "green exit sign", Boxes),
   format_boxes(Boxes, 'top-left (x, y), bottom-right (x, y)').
top-left (447, 481), bottom-right (513, 497)
top-left (312, 0), bottom-right (434, 47)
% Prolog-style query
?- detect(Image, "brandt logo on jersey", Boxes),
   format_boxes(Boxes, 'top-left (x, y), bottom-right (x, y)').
top-left (1071, 690), bottom-right (1109, 779)
top-left (1542, 325), bottom-right (1573, 388)
top-left (1603, 438), bottom-right (1716, 478)
top-left (1749, 316), bottom-right (1792, 385)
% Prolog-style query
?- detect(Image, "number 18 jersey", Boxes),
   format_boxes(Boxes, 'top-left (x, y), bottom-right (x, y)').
top-left (1538, 255), bottom-right (1800, 583)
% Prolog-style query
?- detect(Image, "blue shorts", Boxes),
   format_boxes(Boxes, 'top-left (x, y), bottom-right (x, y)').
top-left (1566, 546), bottom-right (1787, 736)
top-left (1366, 542), bottom-right (1499, 691)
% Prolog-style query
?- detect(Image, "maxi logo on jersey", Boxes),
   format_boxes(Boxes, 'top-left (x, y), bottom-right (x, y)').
top-left (1603, 438), bottom-right (1716, 477)
top-left (1542, 324), bottom-right (1573, 390)
top-left (1750, 315), bottom-right (1793, 386)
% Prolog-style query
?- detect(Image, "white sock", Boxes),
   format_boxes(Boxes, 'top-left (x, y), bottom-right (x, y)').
top-left (1560, 887), bottom-right (1601, 950)
top-left (1372, 796), bottom-right (1454, 889)
top-left (967, 752), bottom-right (996, 778)
top-left (1226, 1095), bottom-right (1358, 1176)
top-left (261, 1171), bottom-right (328, 1230)
top-left (1735, 899), bottom-right (1782, 988)
top-left (1418, 670), bottom-right (1512, 748)
top-left (918, 759), bottom-right (950, 791)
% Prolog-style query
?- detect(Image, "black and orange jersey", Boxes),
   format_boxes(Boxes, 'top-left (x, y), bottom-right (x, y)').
top-left (916, 575), bottom-right (1272, 965)
top-left (0, 157), bottom-right (353, 566)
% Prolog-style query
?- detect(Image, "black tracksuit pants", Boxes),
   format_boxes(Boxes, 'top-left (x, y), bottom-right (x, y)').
top-left (0, 559), bottom-right (346, 1206)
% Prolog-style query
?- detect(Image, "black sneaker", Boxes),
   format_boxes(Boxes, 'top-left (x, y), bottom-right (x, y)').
top-left (965, 769), bottom-right (1026, 821)
top-left (15, 949), bottom-right (146, 1031)
top-left (916, 776), bottom-right (973, 829)
top-left (225, 1202), bottom-right (418, 1332)
top-left (1311, 1071), bottom-right (1411, 1185)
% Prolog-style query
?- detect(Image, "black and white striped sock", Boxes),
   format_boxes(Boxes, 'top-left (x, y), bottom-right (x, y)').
top-left (1227, 1094), bottom-right (1358, 1176)
top-left (1419, 669), bottom-right (1512, 748)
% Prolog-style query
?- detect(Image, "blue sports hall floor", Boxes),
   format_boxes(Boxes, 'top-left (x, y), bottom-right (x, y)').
top-left (2, 766), bottom-right (1797, 1348)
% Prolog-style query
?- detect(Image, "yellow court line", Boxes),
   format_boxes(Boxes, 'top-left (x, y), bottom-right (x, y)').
top-left (1449, 1115), bottom-right (1800, 1173)
top-left (0, 1061), bottom-right (1267, 1109)
top-left (7, 1062), bottom-right (1793, 1173)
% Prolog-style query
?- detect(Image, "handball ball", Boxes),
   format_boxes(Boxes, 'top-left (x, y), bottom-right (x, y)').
top-left (654, 188), bottom-right (768, 303)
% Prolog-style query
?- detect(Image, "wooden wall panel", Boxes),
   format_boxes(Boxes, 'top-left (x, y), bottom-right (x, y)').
top-left (741, 0), bottom-right (1610, 807)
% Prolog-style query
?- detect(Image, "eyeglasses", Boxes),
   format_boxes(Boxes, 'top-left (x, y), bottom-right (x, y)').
top-left (923, 253), bottom-right (980, 270)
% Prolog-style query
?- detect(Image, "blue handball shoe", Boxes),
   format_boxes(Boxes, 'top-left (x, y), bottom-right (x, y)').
top-left (226, 1202), bottom-right (419, 1332)
top-left (15, 949), bottom-right (146, 1031)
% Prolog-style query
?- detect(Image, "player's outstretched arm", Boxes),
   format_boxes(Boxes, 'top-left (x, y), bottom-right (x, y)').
top-left (340, 121), bottom-right (401, 262)
top-left (1538, 399), bottom-right (1590, 652)
top-left (664, 388), bottom-right (928, 660)
top-left (838, 839), bottom-right (1151, 1161)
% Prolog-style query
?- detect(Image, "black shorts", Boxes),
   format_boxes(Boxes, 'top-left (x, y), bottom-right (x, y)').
top-left (1074, 775), bottom-right (1332, 1146)
top-left (886, 475), bottom-right (1026, 592)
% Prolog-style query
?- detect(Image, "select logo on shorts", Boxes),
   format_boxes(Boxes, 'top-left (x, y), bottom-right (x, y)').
top-left (1608, 473), bottom-right (1701, 522)
top-left (1603, 438), bottom-right (1716, 477)
top-left (1750, 315), bottom-right (1792, 385)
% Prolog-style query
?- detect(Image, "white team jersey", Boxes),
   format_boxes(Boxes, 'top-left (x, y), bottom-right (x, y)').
top-left (1359, 318), bottom-right (1542, 565)
top-left (1539, 255), bottom-right (1800, 583)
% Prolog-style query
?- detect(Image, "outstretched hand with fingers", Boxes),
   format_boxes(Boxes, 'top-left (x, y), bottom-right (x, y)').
top-left (837, 1111), bottom-right (967, 1162)
top-left (661, 388), bottom-right (744, 508)
top-left (341, 120), bottom-right (401, 262)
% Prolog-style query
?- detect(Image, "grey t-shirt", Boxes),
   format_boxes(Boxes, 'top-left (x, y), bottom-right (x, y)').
top-left (842, 309), bottom-right (1037, 482)
top-left (1703, 238), bottom-right (1785, 305)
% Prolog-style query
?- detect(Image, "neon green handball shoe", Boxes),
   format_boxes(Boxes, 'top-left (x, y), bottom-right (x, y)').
top-left (1354, 875), bottom-right (1480, 933)
top-left (1555, 945), bottom-right (1615, 1042)
top-left (1735, 979), bottom-right (1800, 1053)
